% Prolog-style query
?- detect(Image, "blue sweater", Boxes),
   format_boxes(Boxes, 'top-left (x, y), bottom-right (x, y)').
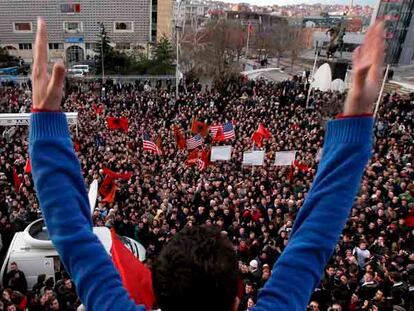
top-left (29, 113), bottom-right (373, 311)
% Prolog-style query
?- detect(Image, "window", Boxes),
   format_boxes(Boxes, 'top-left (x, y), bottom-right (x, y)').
top-left (85, 43), bottom-right (96, 50)
top-left (18, 43), bottom-right (32, 50)
top-left (61, 3), bottom-right (81, 13)
top-left (117, 43), bottom-right (131, 50)
top-left (114, 22), bottom-right (134, 33)
top-left (64, 21), bottom-right (82, 33)
top-left (13, 22), bottom-right (33, 33)
top-left (48, 43), bottom-right (62, 50)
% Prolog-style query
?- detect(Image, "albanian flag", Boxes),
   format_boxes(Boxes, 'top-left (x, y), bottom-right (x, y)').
top-left (173, 125), bottom-right (187, 150)
top-left (102, 168), bottom-right (133, 180)
top-left (191, 119), bottom-right (209, 137)
top-left (110, 229), bottom-right (156, 309)
top-left (251, 132), bottom-right (264, 148)
top-left (186, 149), bottom-right (199, 167)
top-left (107, 117), bottom-right (129, 132)
top-left (12, 166), bottom-right (22, 193)
top-left (257, 123), bottom-right (272, 139)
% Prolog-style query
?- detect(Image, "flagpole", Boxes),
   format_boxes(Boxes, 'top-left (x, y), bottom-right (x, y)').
top-left (374, 64), bottom-right (390, 118)
top-left (305, 49), bottom-right (319, 109)
top-left (246, 23), bottom-right (251, 59)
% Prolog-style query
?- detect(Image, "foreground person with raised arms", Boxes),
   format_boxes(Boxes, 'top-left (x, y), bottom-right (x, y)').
top-left (29, 17), bottom-right (384, 311)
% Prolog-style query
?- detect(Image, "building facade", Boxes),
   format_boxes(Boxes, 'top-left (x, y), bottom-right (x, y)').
top-left (371, 0), bottom-right (414, 65)
top-left (0, 0), bottom-right (153, 64)
top-left (156, 0), bottom-right (174, 41)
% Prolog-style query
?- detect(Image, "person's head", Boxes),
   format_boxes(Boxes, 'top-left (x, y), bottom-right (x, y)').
top-left (389, 271), bottom-right (402, 283)
top-left (364, 271), bottom-right (374, 283)
top-left (9, 263), bottom-right (17, 272)
top-left (247, 297), bottom-right (256, 309)
top-left (152, 225), bottom-right (238, 311)
top-left (326, 265), bottom-right (335, 277)
top-left (374, 289), bottom-right (384, 301)
top-left (245, 281), bottom-right (254, 294)
top-left (64, 279), bottom-right (72, 289)
top-left (329, 303), bottom-right (342, 311)
top-left (308, 300), bottom-right (320, 311)
top-left (44, 296), bottom-right (59, 311)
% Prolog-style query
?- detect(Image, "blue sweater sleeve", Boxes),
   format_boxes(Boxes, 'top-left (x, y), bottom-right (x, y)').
top-left (29, 112), bottom-right (144, 311)
top-left (253, 117), bottom-right (373, 311)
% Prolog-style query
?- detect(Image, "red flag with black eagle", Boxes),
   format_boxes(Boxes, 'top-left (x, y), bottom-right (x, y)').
top-left (186, 149), bottom-right (199, 167)
top-left (198, 148), bottom-right (211, 171)
top-left (257, 123), bottom-right (272, 139)
top-left (110, 228), bottom-right (156, 309)
top-left (251, 131), bottom-right (264, 148)
top-left (102, 168), bottom-right (133, 180)
top-left (173, 125), bottom-right (187, 150)
top-left (107, 117), bottom-right (129, 132)
top-left (191, 118), bottom-right (209, 137)
top-left (12, 166), bottom-right (22, 193)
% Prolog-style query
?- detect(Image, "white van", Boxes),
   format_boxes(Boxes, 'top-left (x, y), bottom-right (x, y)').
top-left (71, 64), bottom-right (90, 74)
top-left (67, 68), bottom-right (84, 78)
top-left (0, 219), bottom-right (146, 289)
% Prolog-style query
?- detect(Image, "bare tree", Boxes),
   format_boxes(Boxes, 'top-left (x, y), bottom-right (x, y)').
top-left (286, 26), bottom-right (305, 68)
top-left (255, 23), bottom-right (289, 67)
top-left (181, 19), bottom-right (245, 77)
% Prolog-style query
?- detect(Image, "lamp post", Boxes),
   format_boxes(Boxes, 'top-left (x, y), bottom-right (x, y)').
top-left (98, 22), bottom-right (105, 82)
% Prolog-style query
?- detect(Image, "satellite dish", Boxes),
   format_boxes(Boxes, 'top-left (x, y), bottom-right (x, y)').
top-left (331, 78), bottom-right (346, 92)
top-left (312, 63), bottom-right (332, 92)
top-left (88, 179), bottom-right (99, 215)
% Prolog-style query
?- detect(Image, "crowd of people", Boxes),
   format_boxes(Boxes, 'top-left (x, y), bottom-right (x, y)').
top-left (0, 75), bottom-right (413, 311)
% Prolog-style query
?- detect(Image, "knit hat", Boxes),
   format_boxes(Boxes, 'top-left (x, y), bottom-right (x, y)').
top-left (249, 260), bottom-right (258, 269)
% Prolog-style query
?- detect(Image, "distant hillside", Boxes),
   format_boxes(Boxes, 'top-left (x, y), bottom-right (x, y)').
top-left (235, 0), bottom-right (377, 7)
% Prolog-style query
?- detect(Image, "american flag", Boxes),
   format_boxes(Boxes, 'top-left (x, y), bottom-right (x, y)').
top-left (210, 122), bottom-right (235, 140)
top-left (186, 134), bottom-right (203, 150)
top-left (143, 132), bottom-right (162, 155)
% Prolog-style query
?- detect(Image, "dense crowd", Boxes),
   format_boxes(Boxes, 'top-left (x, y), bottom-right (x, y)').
top-left (0, 76), bottom-right (413, 311)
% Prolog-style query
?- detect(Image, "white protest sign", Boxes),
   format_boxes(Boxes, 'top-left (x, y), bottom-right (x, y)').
top-left (274, 151), bottom-right (296, 166)
top-left (88, 179), bottom-right (99, 215)
top-left (242, 150), bottom-right (265, 166)
top-left (211, 146), bottom-right (232, 161)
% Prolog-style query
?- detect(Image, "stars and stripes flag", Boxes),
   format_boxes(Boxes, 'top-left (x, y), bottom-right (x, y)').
top-left (210, 122), bottom-right (235, 141)
top-left (143, 132), bottom-right (162, 155)
top-left (186, 134), bottom-right (203, 150)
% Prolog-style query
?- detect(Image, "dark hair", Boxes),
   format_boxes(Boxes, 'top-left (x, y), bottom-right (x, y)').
top-left (152, 225), bottom-right (238, 311)
top-left (389, 271), bottom-right (402, 282)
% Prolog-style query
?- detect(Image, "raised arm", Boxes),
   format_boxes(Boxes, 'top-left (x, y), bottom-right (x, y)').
top-left (254, 22), bottom-right (385, 311)
top-left (29, 18), bottom-right (143, 311)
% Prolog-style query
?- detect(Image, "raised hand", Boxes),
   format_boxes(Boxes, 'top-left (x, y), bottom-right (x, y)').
top-left (344, 22), bottom-right (385, 115)
top-left (32, 17), bottom-right (66, 111)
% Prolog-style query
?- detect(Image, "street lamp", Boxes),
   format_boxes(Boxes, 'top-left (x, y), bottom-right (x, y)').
top-left (98, 22), bottom-right (105, 82)
top-left (175, 25), bottom-right (182, 99)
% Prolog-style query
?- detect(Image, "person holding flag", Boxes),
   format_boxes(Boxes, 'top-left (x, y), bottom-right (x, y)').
top-left (29, 17), bottom-right (384, 311)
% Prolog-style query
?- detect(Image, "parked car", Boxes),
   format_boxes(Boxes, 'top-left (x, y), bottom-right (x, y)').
top-left (0, 218), bottom-right (146, 289)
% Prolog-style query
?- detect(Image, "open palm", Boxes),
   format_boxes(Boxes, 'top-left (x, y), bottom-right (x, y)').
top-left (344, 22), bottom-right (385, 115)
top-left (32, 18), bottom-right (66, 111)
